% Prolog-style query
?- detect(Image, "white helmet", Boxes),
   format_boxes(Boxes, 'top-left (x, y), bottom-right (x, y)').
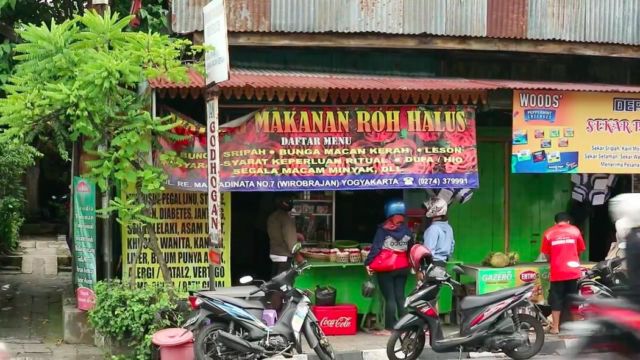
top-left (609, 193), bottom-right (640, 228)
top-left (423, 197), bottom-right (448, 218)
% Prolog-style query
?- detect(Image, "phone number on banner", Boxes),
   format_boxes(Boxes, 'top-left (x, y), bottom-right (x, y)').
top-left (221, 174), bottom-right (479, 192)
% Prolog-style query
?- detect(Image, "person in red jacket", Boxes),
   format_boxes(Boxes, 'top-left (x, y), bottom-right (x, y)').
top-left (540, 212), bottom-right (586, 335)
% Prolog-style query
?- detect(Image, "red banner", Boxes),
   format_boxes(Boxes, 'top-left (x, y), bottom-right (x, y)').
top-left (155, 114), bottom-right (208, 192)
top-left (219, 106), bottom-right (478, 191)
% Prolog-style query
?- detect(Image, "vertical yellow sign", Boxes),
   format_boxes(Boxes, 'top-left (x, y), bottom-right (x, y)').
top-left (121, 191), bottom-right (231, 294)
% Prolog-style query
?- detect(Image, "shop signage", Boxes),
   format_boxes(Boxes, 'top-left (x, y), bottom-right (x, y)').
top-left (476, 268), bottom-right (515, 294)
top-left (121, 190), bottom-right (231, 293)
top-left (72, 177), bottom-right (97, 311)
top-left (203, 0), bottom-right (229, 85)
top-left (219, 106), bottom-right (478, 191)
top-left (512, 90), bottom-right (640, 173)
top-left (155, 117), bottom-right (207, 192)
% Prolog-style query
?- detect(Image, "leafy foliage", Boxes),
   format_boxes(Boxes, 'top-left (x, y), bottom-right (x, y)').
top-left (0, 140), bottom-right (38, 253)
top-left (113, 0), bottom-right (171, 34)
top-left (0, 10), bottom-right (203, 292)
top-left (89, 280), bottom-right (183, 360)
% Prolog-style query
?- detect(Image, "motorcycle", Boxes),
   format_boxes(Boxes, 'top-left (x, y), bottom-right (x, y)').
top-left (574, 242), bottom-right (628, 317)
top-left (563, 296), bottom-right (640, 358)
top-left (184, 244), bottom-right (335, 360)
top-left (387, 264), bottom-right (544, 360)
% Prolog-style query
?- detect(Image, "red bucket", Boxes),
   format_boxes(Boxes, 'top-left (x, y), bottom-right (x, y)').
top-left (312, 304), bottom-right (357, 336)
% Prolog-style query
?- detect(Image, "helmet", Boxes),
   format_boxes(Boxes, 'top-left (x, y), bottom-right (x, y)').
top-left (610, 193), bottom-right (640, 228)
top-left (423, 197), bottom-right (448, 218)
top-left (276, 195), bottom-right (294, 211)
top-left (409, 244), bottom-right (433, 272)
top-left (384, 199), bottom-right (406, 219)
top-left (361, 278), bottom-right (376, 298)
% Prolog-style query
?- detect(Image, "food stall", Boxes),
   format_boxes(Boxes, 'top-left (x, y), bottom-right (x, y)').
top-left (218, 106), bottom-right (480, 324)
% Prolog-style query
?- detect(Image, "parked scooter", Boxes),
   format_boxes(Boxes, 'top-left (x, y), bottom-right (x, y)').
top-left (563, 295), bottom-right (640, 358)
top-left (184, 244), bottom-right (335, 360)
top-left (574, 243), bottom-right (628, 316)
top-left (578, 257), bottom-right (627, 298)
top-left (387, 264), bottom-right (544, 360)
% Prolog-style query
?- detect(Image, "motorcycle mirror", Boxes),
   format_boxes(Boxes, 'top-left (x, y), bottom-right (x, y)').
top-left (291, 243), bottom-right (302, 255)
top-left (239, 276), bottom-right (253, 284)
top-left (619, 242), bottom-right (627, 250)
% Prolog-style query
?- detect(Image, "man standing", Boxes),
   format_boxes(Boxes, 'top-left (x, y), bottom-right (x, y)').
top-left (423, 198), bottom-right (455, 268)
top-left (267, 195), bottom-right (298, 277)
top-left (541, 212), bottom-right (586, 335)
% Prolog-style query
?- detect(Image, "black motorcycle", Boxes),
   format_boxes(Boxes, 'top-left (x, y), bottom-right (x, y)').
top-left (184, 245), bottom-right (335, 360)
top-left (387, 264), bottom-right (544, 360)
top-left (578, 256), bottom-right (627, 298)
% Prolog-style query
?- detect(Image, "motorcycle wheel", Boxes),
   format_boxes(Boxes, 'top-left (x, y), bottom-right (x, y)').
top-left (310, 321), bottom-right (335, 360)
top-left (503, 313), bottom-right (544, 360)
top-left (386, 327), bottom-right (426, 360)
top-left (194, 322), bottom-right (231, 360)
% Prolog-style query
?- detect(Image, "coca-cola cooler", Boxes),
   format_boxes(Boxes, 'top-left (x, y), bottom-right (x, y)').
top-left (311, 305), bottom-right (357, 336)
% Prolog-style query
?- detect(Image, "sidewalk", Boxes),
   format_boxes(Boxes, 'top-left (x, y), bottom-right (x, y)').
top-left (301, 330), bottom-right (569, 360)
top-left (0, 271), bottom-right (104, 359)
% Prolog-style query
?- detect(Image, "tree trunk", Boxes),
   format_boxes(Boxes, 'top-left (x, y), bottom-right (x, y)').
top-left (128, 223), bottom-right (147, 289)
top-left (135, 190), bottom-right (176, 299)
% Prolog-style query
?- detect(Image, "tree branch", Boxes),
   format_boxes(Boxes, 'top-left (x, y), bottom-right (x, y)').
top-left (0, 21), bottom-right (17, 42)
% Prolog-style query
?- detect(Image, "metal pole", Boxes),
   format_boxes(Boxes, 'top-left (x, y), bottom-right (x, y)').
top-left (206, 93), bottom-right (222, 290)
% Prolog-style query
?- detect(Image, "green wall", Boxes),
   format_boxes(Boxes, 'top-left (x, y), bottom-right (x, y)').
top-left (408, 135), bottom-right (573, 265)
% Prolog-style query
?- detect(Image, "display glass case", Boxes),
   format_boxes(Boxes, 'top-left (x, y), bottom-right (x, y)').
top-left (292, 191), bottom-right (335, 244)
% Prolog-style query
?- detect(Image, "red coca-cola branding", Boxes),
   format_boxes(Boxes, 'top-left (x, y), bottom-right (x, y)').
top-left (312, 305), bottom-right (357, 335)
top-left (319, 316), bottom-right (352, 328)
top-left (519, 270), bottom-right (538, 283)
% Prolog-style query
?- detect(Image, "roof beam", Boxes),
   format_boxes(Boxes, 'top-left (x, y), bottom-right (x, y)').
top-left (228, 32), bottom-right (640, 59)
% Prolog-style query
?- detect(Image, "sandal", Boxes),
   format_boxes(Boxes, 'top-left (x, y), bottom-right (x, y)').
top-left (548, 328), bottom-right (560, 335)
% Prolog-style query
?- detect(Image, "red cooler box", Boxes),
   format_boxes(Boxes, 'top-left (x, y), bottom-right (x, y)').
top-left (311, 305), bottom-right (357, 336)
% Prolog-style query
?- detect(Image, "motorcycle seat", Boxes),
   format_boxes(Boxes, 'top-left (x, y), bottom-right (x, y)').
top-left (203, 294), bottom-right (265, 310)
top-left (460, 285), bottom-right (532, 310)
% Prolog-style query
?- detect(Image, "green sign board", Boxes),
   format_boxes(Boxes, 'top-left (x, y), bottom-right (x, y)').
top-left (72, 177), bottom-right (97, 311)
top-left (476, 268), bottom-right (516, 294)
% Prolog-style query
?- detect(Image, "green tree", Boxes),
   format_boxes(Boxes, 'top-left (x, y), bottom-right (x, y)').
top-left (0, 10), bottom-right (202, 297)
top-left (0, 139), bottom-right (38, 253)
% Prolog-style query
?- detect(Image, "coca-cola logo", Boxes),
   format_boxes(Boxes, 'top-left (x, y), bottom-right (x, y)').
top-left (319, 316), bottom-right (352, 328)
top-left (520, 270), bottom-right (538, 283)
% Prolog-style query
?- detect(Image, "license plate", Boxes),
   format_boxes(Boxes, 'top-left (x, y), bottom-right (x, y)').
top-left (292, 305), bottom-right (308, 332)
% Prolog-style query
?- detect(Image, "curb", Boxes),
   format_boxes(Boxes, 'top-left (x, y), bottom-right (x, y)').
top-left (280, 338), bottom-right (568, 360)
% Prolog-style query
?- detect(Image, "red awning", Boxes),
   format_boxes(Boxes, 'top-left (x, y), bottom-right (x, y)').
top-left (149, 68), bottom-right (640, 103)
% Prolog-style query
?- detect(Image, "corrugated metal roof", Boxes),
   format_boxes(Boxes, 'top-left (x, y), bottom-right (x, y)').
top-left (492, 79), bottom-right (640, 93)
top-left (486, 0), bottom-right (527, 39)
top-left (216, 68), bottom-right (497, 90)
top-left (527, 0), bottom-right (640, 44)
top-left (149, 68), bottom-right (206, 89)
top-left (270, 0), bottom-right (403, 33)
top-left (403, 0), bottom-right (446, 35)
top-left (227, 0), bottom-right (270, 32)
top-left (171, 0), bottom-right (640, 45)
top-left (445, 0), bottom-right (487, 37)
top-left (150, 68), bottom-right (640, 94)
top-left (172, 0), bottom-right (209, 34)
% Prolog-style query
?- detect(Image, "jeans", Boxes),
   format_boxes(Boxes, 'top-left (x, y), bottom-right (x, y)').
top-left (377, 268), bottom-right (409, 329)
top-left (271, 260), bottom-right (291, 278)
